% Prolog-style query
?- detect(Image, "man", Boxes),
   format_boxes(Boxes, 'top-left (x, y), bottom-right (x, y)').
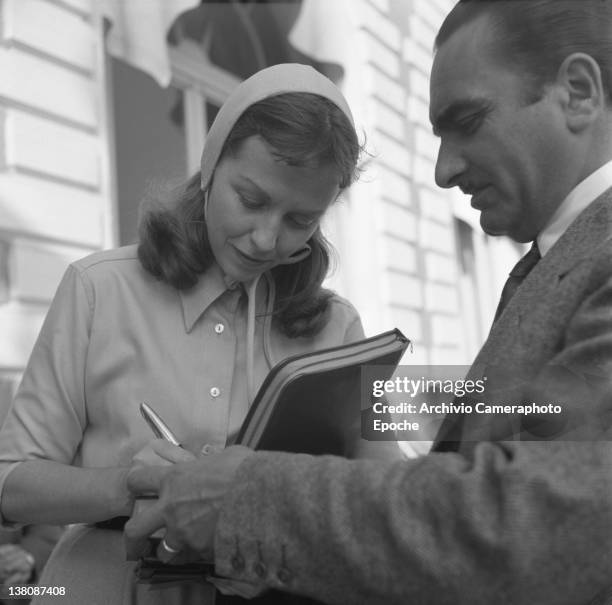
top-left (126, 2), bottom-right (612, 603)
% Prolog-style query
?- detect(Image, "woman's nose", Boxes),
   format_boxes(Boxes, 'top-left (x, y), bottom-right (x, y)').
top-left (251, 216), bottom-right (281, 253)
top-left (435, 139), bottom-right (468, 189)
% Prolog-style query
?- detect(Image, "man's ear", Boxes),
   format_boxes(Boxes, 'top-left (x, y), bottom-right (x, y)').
top-left (556, 52), bottom-right (605, 133)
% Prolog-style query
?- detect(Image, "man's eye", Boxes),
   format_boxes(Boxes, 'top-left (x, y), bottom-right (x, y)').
top-left (457, 114), bottom-right (483, 134)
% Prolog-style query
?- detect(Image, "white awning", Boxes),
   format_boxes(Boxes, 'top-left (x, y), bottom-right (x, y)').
top-left (289, 0), bottom-right (354, 71)
top-left (99, 0), bottom-right (353, 92)
top-left (289, 0), bottom-right (368, 143)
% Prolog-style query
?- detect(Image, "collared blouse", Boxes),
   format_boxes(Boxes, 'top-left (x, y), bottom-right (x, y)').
top-left (0, 245), bottom-right (364, 499)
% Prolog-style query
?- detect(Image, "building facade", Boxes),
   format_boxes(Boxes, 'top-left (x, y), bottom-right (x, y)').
top-left (0, 0), bottom-right (521, 415)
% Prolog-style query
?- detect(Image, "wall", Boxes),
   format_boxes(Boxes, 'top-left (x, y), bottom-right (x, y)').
top-left (322, 0), bottom-right (502, 367)
top-left (0, 0), bottom-right (112, 412)
top-left (0, 0), bottom-right (519, 415)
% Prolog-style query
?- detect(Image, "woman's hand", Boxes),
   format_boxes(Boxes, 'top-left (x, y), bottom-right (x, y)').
top-left (131, 439), bottom-right (197, 467)
top-left (0, 544), bottom-right (35, 585)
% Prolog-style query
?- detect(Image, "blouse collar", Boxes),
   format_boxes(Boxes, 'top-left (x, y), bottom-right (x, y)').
top-left (179, 263), bottom-right (242, 333)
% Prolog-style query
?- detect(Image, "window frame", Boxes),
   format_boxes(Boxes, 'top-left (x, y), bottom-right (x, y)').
top-left (169, 40), bottom-right (241, 174)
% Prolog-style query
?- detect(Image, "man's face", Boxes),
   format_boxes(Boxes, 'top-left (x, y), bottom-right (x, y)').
top-left (430, 15), bottom-right (572, 242)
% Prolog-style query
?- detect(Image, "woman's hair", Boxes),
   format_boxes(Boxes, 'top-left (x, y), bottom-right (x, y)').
top-left (138, 91), bottom-right (361, 338)
top-left (435, 0), bottom-right (612, 105)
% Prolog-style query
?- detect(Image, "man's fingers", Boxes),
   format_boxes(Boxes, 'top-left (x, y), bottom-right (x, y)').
top-left (156, 535), bottom-right (182, 563)
top-left (126, 464), bottom-right (169, 495)
top-left (208, 576), bottom-right (267, 598)
top-left (125, 498), bottom-right (165, 538)
top-left (124, 499), bottom-right (166, 560)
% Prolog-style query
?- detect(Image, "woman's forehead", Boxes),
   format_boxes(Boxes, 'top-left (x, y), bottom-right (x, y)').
top-left (218, 136), bottom-right (341, 210)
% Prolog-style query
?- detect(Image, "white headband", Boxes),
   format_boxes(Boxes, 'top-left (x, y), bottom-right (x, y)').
top-left (200, 63), bottom-right (354, 192)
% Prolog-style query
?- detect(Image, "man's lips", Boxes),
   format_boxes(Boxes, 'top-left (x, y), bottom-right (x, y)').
top-left (467, 186), bottom-right (491, 210)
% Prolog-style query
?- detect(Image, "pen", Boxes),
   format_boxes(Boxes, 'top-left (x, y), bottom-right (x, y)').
top-left (140, 402), bottom-right (181, 447)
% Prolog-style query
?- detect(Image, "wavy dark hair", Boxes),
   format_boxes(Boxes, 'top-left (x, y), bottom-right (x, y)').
top-left (138, 92), bottom-right (361, 337)
top-left (436, 0), bottom-right (612, 105)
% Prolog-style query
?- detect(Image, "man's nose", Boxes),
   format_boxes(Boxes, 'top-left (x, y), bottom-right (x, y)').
top-left (435, 139), bottom-right (467, 189)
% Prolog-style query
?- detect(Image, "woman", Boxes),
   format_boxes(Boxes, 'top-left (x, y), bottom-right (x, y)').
top-left (0, 64), bottom-right (367, 603)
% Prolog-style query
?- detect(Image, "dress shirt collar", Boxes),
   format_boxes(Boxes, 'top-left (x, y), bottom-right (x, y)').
top-left (179, 263), bottom-right (242, 333)
top-left (538, 159), bottom-right (612, 256)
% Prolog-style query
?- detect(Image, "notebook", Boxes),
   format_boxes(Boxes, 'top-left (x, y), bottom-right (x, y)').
top-left (235, 328), bottom-right (410, 454)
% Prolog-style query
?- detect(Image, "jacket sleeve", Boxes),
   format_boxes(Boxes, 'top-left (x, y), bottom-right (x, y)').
top-left (214, 440), bottom-right (612, 605)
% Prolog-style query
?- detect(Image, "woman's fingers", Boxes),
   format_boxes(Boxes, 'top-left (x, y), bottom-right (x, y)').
top-left (150, 439), bottom-right (196, 463)
top-left (126, 464), bottom-right (168, 495)
top-left (132, 439), bottom-right (196, 466)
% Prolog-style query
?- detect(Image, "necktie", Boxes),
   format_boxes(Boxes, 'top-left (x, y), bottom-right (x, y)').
top-left (435, 242), bottom-right (541, 452)
top-left (493, 241), bottom-right (541, 322)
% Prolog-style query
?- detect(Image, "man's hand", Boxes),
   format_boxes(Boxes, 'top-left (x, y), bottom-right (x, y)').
top-left (0, 544), bottom-right (35, 585)
top-left (207, 575), bottom-right (267, 598)
top-left (124, 445), bottom-right (254, 560)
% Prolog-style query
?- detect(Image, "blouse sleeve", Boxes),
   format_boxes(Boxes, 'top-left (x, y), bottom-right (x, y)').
top-left (0, 264), bottom-right (91, 503)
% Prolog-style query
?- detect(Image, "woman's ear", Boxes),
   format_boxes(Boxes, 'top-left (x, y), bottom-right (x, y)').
top-left (557, 52), bottom-right (605, 133)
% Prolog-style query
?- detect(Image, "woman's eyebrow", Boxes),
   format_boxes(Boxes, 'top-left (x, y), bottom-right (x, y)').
top-left (234, 176), bottom-right (325, 217)
top-left (235, 176), bottom-right (270, 201)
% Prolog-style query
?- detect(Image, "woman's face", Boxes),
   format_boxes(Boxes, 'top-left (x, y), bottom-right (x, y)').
top-left (206, 135), bottom-right (341, 283)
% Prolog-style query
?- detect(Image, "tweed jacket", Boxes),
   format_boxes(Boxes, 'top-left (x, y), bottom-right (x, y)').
top-left (214, 190), bottom-right (612, 605)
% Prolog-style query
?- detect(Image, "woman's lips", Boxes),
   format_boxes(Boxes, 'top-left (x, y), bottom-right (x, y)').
top-left (233, 246), bottom-right (273, 267)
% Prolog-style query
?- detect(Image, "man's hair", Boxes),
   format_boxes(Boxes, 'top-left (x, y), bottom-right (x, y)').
top-left (138, 92), bottom-right (361, 338)
top-left (435, 0), bottom-right (612, 104)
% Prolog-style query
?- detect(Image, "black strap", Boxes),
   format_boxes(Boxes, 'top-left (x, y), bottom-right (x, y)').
top-left (94, 516), bottom-right (129, 530)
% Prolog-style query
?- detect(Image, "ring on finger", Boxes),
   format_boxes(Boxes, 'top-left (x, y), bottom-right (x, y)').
top-left (160, 537), bottom-right (180, 555)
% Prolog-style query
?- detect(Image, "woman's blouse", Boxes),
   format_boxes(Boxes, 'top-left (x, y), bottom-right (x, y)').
top-left (0, 245), bottom-right (364, 509)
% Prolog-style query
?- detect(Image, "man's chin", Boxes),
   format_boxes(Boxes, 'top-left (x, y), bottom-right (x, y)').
top-left (479, 214), bottom-right (508, 238)
top-left (480, 217), bottom-right (534, 243)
